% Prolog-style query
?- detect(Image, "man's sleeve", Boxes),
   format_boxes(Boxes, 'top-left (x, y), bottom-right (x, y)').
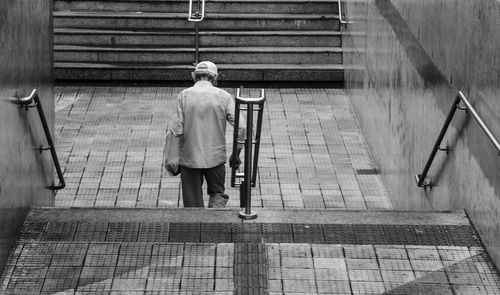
top-left (171, 93), bottom-right (184, 136)
top-left (226, 93), bottom-right (246, 149)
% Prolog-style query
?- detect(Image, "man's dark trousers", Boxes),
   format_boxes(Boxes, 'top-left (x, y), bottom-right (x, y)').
top-left (180, 164), bottom-right (229, 207)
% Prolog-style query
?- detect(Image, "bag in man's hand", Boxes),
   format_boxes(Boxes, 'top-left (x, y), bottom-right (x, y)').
top-left (163, 127), bottom-right (181, 176)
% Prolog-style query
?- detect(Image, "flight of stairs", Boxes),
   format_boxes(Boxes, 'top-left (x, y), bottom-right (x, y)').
top-left (53, 0), bottom-right (356, 83)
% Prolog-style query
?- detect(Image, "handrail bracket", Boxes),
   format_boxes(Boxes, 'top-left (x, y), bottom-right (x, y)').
top-left (437, 144), bottom-right (451, 153)
top-left (415, 175), bottom-right (432, 188)
top-left (36, 145), bottom-right (53, 152)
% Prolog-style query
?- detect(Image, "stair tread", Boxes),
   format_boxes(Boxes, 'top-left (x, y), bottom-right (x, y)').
top-left (28, 207), bottom-right (469, 226)
top-left (54, 28), bottom-right (360, 36)
top-left (55, 62), bottom-right (362, 70)
top-left (54, 11), bottom-right (338, 19)
top-left (55, 44), bottom-right (351, 52)
top-left (56, 0), bottom-right (339, 3)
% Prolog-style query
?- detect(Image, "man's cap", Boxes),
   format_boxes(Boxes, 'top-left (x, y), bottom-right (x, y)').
top-left (194, 61), bottom-right (218, 77)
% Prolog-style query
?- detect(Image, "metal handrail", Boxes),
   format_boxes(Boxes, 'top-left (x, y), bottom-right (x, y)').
top-left (188, 0), bottom-right (206, 65)
top-left (338, 0), bottom-right (349, 27)
top-left (16, 89), bottom-right (66, 190)
top-left (231, 87), bottom-right (266, 220)
top-left (415, 91), bottom-right (500, 188)
top-left (188, 0), bottom-right (205, 22)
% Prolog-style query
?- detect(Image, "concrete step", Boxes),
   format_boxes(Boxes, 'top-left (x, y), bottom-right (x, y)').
top-left (54, 45), bottom-right (349, 64)
top-left (54, 29), bottom-right (348, 47)
top-left (26, 207), bottom-right (472, 227)
top-left (53, 12), bottom-right (340, 31)
top-left (54, 0), bottom-right (339, 14)
top-left (54, 62), bottom-right (357, 81)
top-left (5, 207), bottom-right (488, 295)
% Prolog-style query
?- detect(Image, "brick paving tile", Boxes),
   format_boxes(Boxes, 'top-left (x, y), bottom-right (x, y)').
top-left (406, 245), bottom-right (441, 260)
top-left (380, 270), bottom-right (416, 283)
top-left (345, 258), bottom-right (379, 270)
top-left (350, 281), bottom-right (385, 294)
top-left (375, 245), bottom-right (408, 260)
top-left (315, 257), bottom-right (348, 269)
top-left (317, 280), bottom-right (351, 294)
top-left (348, 269), bottom-right (383, 281)
top-left (414, 270), bottom-right (450, 284)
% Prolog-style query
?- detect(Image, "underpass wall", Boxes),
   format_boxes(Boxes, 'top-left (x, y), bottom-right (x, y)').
top-left (343, 0), bottom-right (500, 266)
top-left (0, 0), bottom-right (54, 273)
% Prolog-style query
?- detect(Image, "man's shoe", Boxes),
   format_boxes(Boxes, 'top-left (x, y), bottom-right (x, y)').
top-left (208, 195), bottom-right (229, 208)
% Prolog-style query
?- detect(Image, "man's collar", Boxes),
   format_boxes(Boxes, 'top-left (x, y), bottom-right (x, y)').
top-left (194, 80), bottom-right (213, 87)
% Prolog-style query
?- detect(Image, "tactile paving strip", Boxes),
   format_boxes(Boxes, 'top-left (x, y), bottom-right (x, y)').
top-left (233, 223), bottom-right (263, 243)
top-left (383, 225), bottom-right (418, 245)
top-left (169, 223), bottom-right (200, 242)
top-left (354, 224), bottom-right (386, 244)
top-left (19, 222), bottom-right (46, 241)
top-left (234, 243), bottom-right (268, 294)
top-left (74, 222), bottom-right (109, 242)
top-left (414, 225), bottom-right (452, 246)
top-left (42, 222), bottom-right (78, 241)
top-left (445, 225), bottom-right (481, 247)
top-left (106, 222), bottom-right (139, 242)
top-left (16, 221), bottom-right (483, 246)
top-left (262, 223), bottom-right (293, 243)
top-left (201, 223), bottom-right (232, 243)
top-left (323, 224), bottom-right (356, 244)
top-left (138, 223), bottom-right (170, 243)
top-left (293, 224), bottom-right (325, 243)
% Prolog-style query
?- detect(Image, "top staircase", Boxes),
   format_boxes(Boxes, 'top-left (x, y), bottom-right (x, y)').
top-left (53, 0), bottom-right (356, 83)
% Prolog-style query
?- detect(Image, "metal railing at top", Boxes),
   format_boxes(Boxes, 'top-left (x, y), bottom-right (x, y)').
top-left (231, 87), bottom-right (266, 220)
top-left (338, 0), bottom-right (352, 27)
top-left (415, 91), bottom-right (500, 188)
top-left (16, 89), bottom-right (66, 190)
top-left (188, 0), bottom-right (206, 65)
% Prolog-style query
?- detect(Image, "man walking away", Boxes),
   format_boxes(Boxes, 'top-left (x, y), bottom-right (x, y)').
top-left (171, 61), bottom-right (245, 208)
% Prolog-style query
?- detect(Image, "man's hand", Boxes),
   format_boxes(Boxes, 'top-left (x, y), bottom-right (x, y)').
top-left (229, 149), bottom-right (242, 169)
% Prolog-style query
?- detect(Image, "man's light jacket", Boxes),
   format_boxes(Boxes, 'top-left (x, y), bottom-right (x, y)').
top-left (172, 80), bottom-right (246, 169)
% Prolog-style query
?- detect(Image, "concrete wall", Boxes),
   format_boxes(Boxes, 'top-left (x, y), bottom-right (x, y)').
top-left (343, 0), bottom-right (500, 266)
top-left (0, 0), bottom-right (54, 272)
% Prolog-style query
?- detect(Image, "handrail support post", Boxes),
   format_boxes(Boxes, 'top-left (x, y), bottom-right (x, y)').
top-left (232, 87), bottom-right (266, 220)
top-left (188, 0), bottom-right (205, 65)
top-left (194, 22), bottom-right (200, 65)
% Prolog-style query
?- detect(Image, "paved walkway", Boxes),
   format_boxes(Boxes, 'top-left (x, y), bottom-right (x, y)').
top-left (2, 87), bottom-right (500, 294)
top-left (54, 86), bottom-right (391, 209)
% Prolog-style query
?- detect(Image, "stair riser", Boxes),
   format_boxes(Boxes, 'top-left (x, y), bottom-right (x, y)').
top-left (54, 17), bottom-right (339, 31)
top-left (54, 68), bottom-right (344, 81)
top-left (55, 34), bottom-right (342, 47)
top-left (55, 1), bottom-right (338, 14)
top-left (203, 52), bottom-right (343, 64)
top-left (341, 35), bottom-right (365, 47)
top-left (55, 51), bottom-right (343, 64)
